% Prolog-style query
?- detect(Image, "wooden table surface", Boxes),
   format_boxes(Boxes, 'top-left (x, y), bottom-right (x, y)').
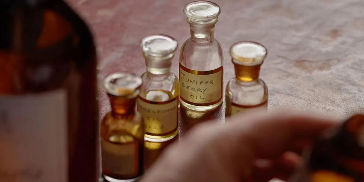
top-left (67, 0), bottom-right (364, 134)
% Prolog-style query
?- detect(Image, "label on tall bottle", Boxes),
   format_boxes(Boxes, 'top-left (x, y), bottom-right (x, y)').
top-left (137, 97), bottom-right (178, 135)
top-left (179, 64), bottom-right (223, 105)
top-left (0, 90), bottom-right (67, 182)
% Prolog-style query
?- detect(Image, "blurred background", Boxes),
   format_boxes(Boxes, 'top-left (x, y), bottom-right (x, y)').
top-left (66, 0), bottom-right (364, 125)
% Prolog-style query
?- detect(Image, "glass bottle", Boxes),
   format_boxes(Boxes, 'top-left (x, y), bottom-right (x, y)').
top-left (101, 73), bottom-right (144, 182)
top-left (225, 41), bottom-right (268, 117)
top-left (290, 114), bottom-right (364, 182)
top-left (144, 136), bottom-right (178, 170)
top-left (179, 1), bottom-right (223, 112)
top-left (0, 0), bottom-right (98, 181)
top-left (138, 35), bottom-right (179, 142)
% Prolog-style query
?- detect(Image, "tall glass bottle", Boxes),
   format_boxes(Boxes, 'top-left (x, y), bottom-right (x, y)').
top-left (179, 1), bottom-right (223, 112)
top-left (0, 0), bottom-right (98, 181)
top-left (101, 73), bottom-right (144, 182)
top-left (138, 35), bottom-right (179, 142)
top-left (226, 41), bottom-right (268, 117)
top-left (290, 114), bottom-right (364, 182)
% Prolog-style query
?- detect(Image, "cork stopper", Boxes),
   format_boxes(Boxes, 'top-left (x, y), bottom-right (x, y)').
top-left (184, 1), bottom-right (221, 24)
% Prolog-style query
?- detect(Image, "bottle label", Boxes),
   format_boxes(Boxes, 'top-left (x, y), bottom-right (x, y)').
top-left (137, 97), bottom-right (178, 135)
top-left (179, 65), bottom-right (223, 105)
top-left (0, 90), bottom-right (67, 182)
top-left (230, 101), bottom-right (268, 116)
top-left (101, 139), bottom-right (139, 177)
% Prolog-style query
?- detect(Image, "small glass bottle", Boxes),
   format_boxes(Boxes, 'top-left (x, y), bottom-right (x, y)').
top-left (226, 41), bottom-right (268, 117)
top-left (179, 1), bottom-right (223, 112)
top-left (138, 35), bottom-right (179, 142)
top-left (101, 73), bottom-right (144, 182)
top-left (290, 114), bottom-right (364, 182)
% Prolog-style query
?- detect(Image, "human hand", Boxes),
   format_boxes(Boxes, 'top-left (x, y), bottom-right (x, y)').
top-left (141, 111), bottom-right (338, 182)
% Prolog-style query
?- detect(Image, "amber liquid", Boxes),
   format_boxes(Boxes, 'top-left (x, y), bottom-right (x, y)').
top-left (138, 90), bottom-right (178, 141)
top-left (101, 111), bottom-right (144, 180)
top-left (234, 64), bottom-right (261, 82)
top-left (0, 1), bottom-right (97, 181)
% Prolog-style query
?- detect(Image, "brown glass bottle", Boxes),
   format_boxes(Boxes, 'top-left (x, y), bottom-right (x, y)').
top-left (101, 73), bottom-right (144, 182)
top-left (290, 114), bottom-right (364, 182)
top-left (0, 0), bottom-right (98, 182)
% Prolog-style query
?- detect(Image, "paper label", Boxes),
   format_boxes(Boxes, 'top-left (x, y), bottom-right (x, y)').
top-left (180, 65), bottom-right (222, 104)
top-left (137, 97), bottom-right (178, 135)
top-left (0, 90), bottom-right (67, 182)
top-left (101, 140), bottom-right (138, 177)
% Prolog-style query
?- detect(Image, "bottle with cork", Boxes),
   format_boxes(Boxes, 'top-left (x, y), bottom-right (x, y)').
top-left (225, 41), bottom-right (268, 117)
top-left (101, 73), bottom-right (144, 182)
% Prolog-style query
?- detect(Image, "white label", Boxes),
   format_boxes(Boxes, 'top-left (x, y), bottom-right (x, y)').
top-left (180, 65), bottom-right (223, 104)
top-left (0, 90), bottom-right (67, 182)
top-left (137, 98), bottom-right (178, 134)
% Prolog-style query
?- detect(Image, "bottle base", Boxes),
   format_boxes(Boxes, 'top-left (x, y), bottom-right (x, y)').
top-left (180, 99), bottom-right (222, 112)
top-left (103, 175), bottom-right (139, 182)
top-left (144, 129), bottom-right (179, 142)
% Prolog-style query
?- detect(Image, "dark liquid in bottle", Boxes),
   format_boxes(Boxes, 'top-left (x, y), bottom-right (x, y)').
top-left (0, 1), bottom-right (98, 181)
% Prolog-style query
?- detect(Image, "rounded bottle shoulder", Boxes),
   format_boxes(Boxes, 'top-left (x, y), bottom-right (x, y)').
top-left (180, 39), bottom-right (223, 71)
top-left (140, 72), bottom-right (179, 97)
top-left (101, 112), bottom-right (144, 139)
top-left (227, 78), bottom-right (267, 90)
top-left (102, 112), bottom-right (143, 125)
top-left (226, 78), bottom-right (268, 105)
top-left (0, 1), bottom-right (96, 94)
top-left (141, 72), bottom-right (177, 81)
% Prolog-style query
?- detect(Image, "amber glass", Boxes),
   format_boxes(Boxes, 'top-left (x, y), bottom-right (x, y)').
top-left (290, 114), bottom-right (364, 182)
top-left (101, 73), bottom-right (144, 182)
top-left (226, 41), bottom-right (268, 117)
top-left (0, 0), bottom-right (97, 181)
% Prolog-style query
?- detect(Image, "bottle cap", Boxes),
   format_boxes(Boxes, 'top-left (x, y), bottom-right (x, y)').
top-left (141, 35), bottom-right (177, 59)
top-left (141, 35), bottom-right (177, 74)
top-left (184, 1), bottom-right (221, 24)
top-left (230, 41), bottom-right (267, 66)
top-left (104, 73), bottom-right (142, 97)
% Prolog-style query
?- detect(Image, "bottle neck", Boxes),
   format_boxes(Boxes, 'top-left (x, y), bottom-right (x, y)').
top-left (145, 57), bottom-right (172, 75)
top-left (108, 94), bottom-right (137, 117)
top-left (189, 23), bottom-right (215, 43)
top-left (234, 63), bottom-right (261, 82)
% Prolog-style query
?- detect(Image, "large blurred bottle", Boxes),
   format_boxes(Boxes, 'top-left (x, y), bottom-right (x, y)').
top-left (290, 114), bottom-right (364, 182)
top-left (0, 0), bottom-right (98, 182)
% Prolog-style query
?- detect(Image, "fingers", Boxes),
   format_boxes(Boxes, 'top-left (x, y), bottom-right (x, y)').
top-left (252, 152), bottom-right (302, 181)
top-left (226, 110), bottom-right (338, 158)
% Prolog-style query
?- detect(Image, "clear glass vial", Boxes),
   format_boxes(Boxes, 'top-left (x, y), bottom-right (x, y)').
top-left (179, 1), bottom-right (223, 112)
top-left (138, 35), bottom-right (179, 142)
top-left (225, 41), bottom-right (268, 117)
top-left (101, 73), bottom-right (144, 182)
